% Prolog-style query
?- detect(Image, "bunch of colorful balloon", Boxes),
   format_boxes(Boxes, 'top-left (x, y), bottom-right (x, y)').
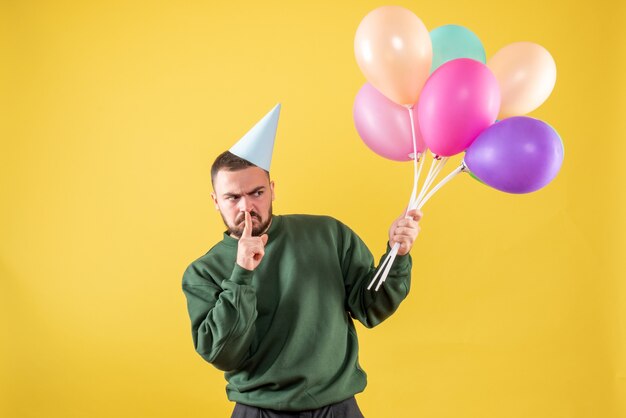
top-left (353, 6), bottom-right (564, 290)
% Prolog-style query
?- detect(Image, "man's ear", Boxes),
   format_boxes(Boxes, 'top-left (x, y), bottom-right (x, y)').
top-left (270, 181), bottom-right (275, 201)
top-left (210, 192), bottom-right (219, 210)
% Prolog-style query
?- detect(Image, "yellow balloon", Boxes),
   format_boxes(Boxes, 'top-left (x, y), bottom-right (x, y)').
top-left (487, 42), bottom-right (557, 119)
top-left (354, 6), bottom-right (432, 106)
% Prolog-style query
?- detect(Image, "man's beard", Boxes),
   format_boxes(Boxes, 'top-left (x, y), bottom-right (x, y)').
top-left (223, 204), bottom-right (273, 238)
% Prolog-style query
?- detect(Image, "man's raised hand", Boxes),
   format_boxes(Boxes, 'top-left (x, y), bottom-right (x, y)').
top-left (236, 211), bottom-right (269, 271)
top-left (388, 209), bottom-right (422, 256)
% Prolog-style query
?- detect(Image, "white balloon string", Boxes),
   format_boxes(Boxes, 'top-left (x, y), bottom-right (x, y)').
top-left (412, 153), bottom-right (426, 209)
top-left (367, 248), bottom-right (392, 289)
top-left (406, 107), bottom-right (420, 215)
top-left (415, 157), bottom-right (448, 209)
top-left (407, 154), bottom-right (420, 215)
top-left (371, 161), bottom-right (462, 292)
top-left (375, 244), bottom-right (400, 291)
top-left (423, 157), bottom-right (444, 197)
top-left (417, 156), bottom-right (437, 202)
top-left (370, 107), bottom-right (421, 291)
top-left (417, 164), bottom-right (463, 210)
top-left (371, 155), bottom-right (439, 292)
top-left (430, 158), bottom-right (448, 193)
top-left (414, 156), bottom-right (439, 207)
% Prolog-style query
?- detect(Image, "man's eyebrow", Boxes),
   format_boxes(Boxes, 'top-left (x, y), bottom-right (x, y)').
top-left (222, 186), bottom-right (265, 198)
top-left (246, 186), bottom-right (265, 195)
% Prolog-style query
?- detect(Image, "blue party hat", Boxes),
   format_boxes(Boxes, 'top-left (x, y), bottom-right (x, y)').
top-left (229, 104), bottom-right (281, 171)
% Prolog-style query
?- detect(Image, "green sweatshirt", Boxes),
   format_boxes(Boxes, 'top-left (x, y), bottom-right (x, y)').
top-left (182, 214), bottom-right (412, 411)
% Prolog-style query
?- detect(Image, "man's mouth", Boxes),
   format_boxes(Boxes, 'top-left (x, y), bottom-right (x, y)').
top-left (236, 213), bottom-right (261, 224)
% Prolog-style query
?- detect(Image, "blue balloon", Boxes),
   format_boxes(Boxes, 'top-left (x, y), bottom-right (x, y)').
top-left (430, 25), bottom-right (486, 73)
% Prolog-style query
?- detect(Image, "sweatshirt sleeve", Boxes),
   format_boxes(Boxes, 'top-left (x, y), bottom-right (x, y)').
top-left (339, 223), bottom-right (412, 328)
top-left (182, 261), bottom-right (258, 371)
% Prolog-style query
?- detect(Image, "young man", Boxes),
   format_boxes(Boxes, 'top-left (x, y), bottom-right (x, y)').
top-left (182, 106), bottom-right (422, 417)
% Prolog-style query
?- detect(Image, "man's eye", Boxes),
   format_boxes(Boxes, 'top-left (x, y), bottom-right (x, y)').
top-left (254, 191), bottom-right (263, 197)
top-left (226, 196), bottom-right (238, 201)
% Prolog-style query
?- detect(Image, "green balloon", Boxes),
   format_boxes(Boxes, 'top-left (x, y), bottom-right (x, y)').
top-left (430, 24), bottom-right (486, 73)
top-left (469, 171), bottom-right (486, 185)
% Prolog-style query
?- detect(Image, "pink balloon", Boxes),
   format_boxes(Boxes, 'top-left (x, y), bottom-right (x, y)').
top-left (353, 83), bottom-right (426, 161)
top-left (417, 58), bottom-right (501, 157)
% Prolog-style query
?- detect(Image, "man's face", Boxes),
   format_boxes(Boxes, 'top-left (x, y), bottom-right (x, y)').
top-left (211, 167), bottom-right (275, 238)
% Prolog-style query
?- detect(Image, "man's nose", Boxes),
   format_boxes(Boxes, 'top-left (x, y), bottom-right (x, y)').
top-left (237, 197), bottom-right (253, 212)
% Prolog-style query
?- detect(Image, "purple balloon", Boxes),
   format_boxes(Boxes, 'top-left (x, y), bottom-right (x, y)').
top-left (464, 116), bottom-right (564, 194)
top-left (353, 83), bottom-right (425, 161)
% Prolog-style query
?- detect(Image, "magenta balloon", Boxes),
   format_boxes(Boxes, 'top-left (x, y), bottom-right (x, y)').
top-left (464, 116), bottom-right (564, 194)
top-left (353, 83), bottom-right (425, 161)
top-left (417, 58), bottom-right (500, 157)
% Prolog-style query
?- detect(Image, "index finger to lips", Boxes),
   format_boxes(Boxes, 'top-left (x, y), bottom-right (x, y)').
top-left (242, 211), bottom-right (252, 237)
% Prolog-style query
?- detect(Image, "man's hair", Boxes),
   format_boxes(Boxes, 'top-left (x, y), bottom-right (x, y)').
top-left (211, 151), bottom-right (269, 185)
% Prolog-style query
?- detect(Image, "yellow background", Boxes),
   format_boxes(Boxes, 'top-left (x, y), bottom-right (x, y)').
top-left (1, 1), bottom-right (624, 417)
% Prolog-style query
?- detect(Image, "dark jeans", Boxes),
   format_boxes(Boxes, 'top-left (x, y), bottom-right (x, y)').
top-left (230, 397), bottom-right (365, 418)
